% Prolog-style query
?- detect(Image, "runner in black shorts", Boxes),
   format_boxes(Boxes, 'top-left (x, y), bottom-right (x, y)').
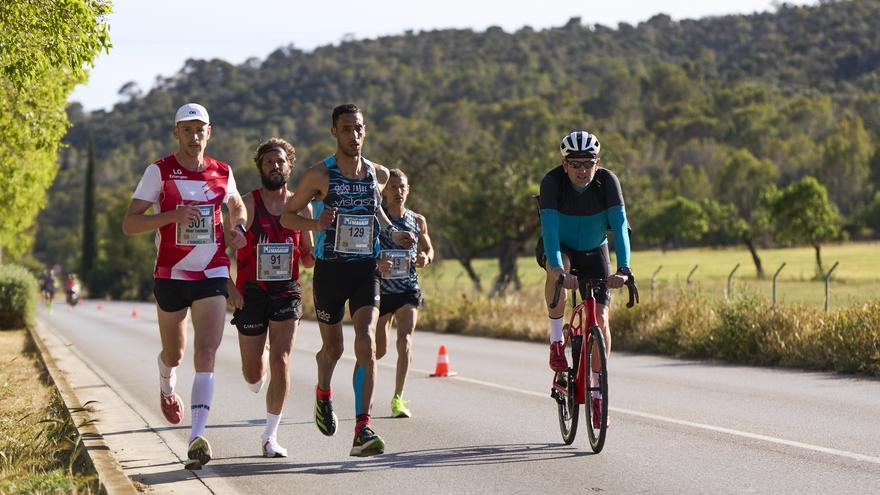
top-left (227, 138), bottom-right (313, 458)
top-left (281, 104), bottom-right (415, 457)
top-left (375, 169), bottom-right (434, 419)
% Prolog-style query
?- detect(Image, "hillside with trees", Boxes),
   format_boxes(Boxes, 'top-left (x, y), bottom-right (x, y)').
top-left (38, 0), bottom-right (880, 297)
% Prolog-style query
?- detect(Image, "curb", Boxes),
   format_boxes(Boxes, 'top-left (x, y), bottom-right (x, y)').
top-left (29, 321), bottom-right (139, 495)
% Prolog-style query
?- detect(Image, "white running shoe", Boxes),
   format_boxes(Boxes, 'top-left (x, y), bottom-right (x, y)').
top-left (262, 437), bottom-right (288, 458)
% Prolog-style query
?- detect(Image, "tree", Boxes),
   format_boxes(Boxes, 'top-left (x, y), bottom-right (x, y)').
top-left (770, 176), bottom-right (843, 275)
top-left (641, 196), bottom-right (708, 251)
top-left (0, 0), bottom-right (111, 259)
top-left (81, 136), bottom-right (97, 284)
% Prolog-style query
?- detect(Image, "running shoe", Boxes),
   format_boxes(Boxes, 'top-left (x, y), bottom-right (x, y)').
top-left (262, 437), bottom-right (288, 458)
top-left (390, 394), bottom-right (411, 418)
top-left (549, 341), bottom-right (568, 372)
top-left (160, 392), bottom-right (184, 424)
top-left (314, 398), bottom-right (338, 436)
top-left (349, 426), bottom-right (385, 457)
top-left (186, 436), bottom-right (212, 469)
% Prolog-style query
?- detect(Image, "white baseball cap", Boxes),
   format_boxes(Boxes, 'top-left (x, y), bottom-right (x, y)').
top-left (174, 103), bottom-right (210, 124)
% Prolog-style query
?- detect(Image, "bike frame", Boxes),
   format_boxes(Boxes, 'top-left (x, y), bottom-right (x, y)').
top-left (560, 281), bottom-right (599, 405)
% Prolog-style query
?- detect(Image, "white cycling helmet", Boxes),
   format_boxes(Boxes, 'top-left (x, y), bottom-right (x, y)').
top-left (560, 131), bottom-right (600, 158)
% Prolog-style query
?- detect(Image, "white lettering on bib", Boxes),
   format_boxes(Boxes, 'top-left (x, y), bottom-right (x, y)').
top-left (334, 214), bottom-right (374, 254)
top-left (257, 243), bottom-right (293, 281)
top-left (381, 249), bottom-right (411, 279)
top-left (176, 204), bottom-right (215, 245)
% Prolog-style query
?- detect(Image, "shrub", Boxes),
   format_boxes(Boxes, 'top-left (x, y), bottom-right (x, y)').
top-left (0, 264), bottom-right (38, 329)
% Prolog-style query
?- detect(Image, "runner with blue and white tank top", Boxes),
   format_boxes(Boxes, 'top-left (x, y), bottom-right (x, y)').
top-left (375, 168), bottom-right (434, 420)
top-left (280, 104), bottom-right (416, 458)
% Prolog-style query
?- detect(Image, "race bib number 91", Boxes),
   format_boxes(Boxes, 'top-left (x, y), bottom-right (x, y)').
top-left (381, 249), bottom-right (411, 279)
top-left (257, 243), bottom-right (293, 281)
top-left (176, 205), bottom-right (215, 245)
top-left (334, 214), bottom-right (374, 254)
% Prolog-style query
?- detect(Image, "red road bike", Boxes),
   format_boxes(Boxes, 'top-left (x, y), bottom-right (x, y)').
top-left (549, 271), bottom-right (638, 453)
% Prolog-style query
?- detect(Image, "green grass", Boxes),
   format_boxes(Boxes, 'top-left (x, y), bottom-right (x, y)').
top-left (418, 241), bottom-right (880, 311)
top-left (0, 330), bottom-right (98, 494)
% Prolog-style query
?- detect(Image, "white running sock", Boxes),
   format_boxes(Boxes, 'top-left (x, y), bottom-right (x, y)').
top-left (590, 370), bottom-right (600, 400)
top-left (549, 317), bottom-right (564, 343)
top-left (189, 372), bottom-right (214, 443)
top-left (262, 412), bottom-right (282, 441)
top-left (157, 353), bottom-right (176, 396)
top-left (247, 373), bottom-right (266, 394)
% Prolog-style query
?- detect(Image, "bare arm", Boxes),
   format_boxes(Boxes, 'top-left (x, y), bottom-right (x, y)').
top-left (122, 199), bottom-right (199, 235)
top-left (281, 164), bottom-right (329, 231)
top-left (415, 213), bottom-right (435, 267)
top-left (224, 193), bottom-right (248, 249)
top-left (299, 203), bottom-right (316, 268)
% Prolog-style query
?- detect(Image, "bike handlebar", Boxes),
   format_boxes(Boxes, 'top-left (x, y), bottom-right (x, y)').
top-left (549, 272), bottom-right (640, 309)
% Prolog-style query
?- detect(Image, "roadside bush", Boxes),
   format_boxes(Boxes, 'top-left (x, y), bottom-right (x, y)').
top-left (0, 264), bottom-right (38, 329)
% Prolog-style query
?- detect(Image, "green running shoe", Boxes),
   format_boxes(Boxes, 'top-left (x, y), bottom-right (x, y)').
top-left (349, 426), bottom-right (385, 457)
top-left (314, 398), bottom-right (337, 436)
top-left (390, 394), bottom-right (411, 418)
top-left (185, 436), bottom-right (212, 470)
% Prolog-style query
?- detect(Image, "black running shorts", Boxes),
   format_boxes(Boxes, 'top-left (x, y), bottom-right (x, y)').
top-left (313, 258), bottom-right (380, 325)
top-left (153, 278), bottom-right (228, 313)
top-left (231, 283), bottom-right (303, 336)
top-left (535, 238), bottom-right (612, 305)
top-left (379, 290), bottom-right (423, 316)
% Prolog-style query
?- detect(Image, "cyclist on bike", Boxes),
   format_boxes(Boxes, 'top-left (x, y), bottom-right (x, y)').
top-left (536, 131), bottom-right (632, 376)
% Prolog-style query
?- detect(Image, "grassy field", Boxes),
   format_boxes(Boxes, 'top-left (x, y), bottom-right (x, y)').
top-left (0, 330), bottom-right (98, 494)
top-left (417, 241), bottom-right (880, 311)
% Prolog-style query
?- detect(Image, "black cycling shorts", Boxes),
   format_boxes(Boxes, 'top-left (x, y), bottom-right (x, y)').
top-left (231, 284), bottom-right (303, 336)
top-left (535, 238), bottom-right (611, 305)
top-left (379, 290), bottom-right (423, 316)
top-left (153, 277), bottom-right (228, 313)
top-left (313, 259), bottom-right (380, 325)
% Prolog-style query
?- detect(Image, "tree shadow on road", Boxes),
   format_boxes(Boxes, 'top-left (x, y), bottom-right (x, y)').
top-left (135, 442), bottom-right (592, 484)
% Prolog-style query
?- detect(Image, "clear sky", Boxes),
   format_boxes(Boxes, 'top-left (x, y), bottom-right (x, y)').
top-left (70, 0), bottom-right (816, 112)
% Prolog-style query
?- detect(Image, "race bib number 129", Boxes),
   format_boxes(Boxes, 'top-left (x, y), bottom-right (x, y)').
top-left (176, 205), bottom-right (215, 245)
top-left (334, 214), bottom-right (373, 254)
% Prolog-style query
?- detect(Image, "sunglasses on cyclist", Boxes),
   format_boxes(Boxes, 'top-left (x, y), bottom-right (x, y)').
top-left (564, 158), bottom-right (599, 169)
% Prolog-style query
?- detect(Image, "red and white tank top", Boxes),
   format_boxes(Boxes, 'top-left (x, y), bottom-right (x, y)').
top-left (132, 153), bottom-right (239, 280)
top-left (235, 189), bottom-right (302, 296)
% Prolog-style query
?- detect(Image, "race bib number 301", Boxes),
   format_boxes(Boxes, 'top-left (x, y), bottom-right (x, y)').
top-left (334, 214), bottom-right (374, 254)
top-left (176, 205), bottom-right (215, 245)
top-left (257, 243), bottom-right (293, 281)
top-left (381, 249), bottom-right (411, 279)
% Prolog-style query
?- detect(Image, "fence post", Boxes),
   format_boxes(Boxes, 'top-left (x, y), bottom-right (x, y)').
top-left (772, 262), bottom-right (786, 307)
top-left (725, 263), bottom-right (740, 299)
top-left (687, 265), bottom-right (699, 287)
top-left (823, 261), bottom-right (839, 312)
top-left (651, 265), bottom-right (662, 298)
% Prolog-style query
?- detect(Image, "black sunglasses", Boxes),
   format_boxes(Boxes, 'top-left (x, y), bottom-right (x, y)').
top-left (565, 158), bottom-right (598, 169)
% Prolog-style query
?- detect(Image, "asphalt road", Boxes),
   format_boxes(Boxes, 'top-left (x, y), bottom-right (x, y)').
top-left (38, 300), bottom-right (880, 494)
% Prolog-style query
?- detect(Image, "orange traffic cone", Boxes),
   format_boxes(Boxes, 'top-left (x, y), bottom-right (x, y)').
top-left (429, 344), bottom-right (457, 377)
top-left (131, 307), bottom-right (138, 318)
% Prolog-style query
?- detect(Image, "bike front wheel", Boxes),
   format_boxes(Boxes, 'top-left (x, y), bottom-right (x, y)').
top-left (557, 328), bottom-right (580, 444)
top-left (585, 325), bottom-right (608, 453)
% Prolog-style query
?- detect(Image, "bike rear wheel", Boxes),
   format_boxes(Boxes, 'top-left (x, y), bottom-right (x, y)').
top-left (556, 327), bottom-right (579, 444)
top-left (585, 325), bottom-right (608, 453)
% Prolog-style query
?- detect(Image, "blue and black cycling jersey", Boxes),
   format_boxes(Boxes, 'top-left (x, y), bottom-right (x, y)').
top-left (539, 166), bottom-right (631, 270)
top-left (312, 155), bottom-right (382, 262)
